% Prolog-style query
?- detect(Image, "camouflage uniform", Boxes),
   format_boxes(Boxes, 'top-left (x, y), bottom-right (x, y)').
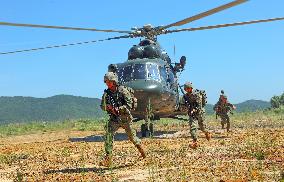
top-left (101, 86), bottom-right (141, 155)
top-left (181, 82), bottom-right (209, 142)
top-left (100, 72), bottom-right (143, 158)
top-left (214, 96), bottom-right (235, 131)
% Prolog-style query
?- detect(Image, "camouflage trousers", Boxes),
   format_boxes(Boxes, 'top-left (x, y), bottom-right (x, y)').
top-left (218, 113), bottom-right (230, 131)
top-left (104, 114), bottom-right (141, 155)
top-left (189, 113), bottom-right (207, 141)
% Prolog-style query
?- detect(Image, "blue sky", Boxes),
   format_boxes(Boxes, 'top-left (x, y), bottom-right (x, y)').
top-left (0, 0), bottom-right (283, 104)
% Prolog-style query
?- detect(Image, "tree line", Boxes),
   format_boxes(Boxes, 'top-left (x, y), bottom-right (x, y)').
top-left (270, 92), bottom-right (284, 108)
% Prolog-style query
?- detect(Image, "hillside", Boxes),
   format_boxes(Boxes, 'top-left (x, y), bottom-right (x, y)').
top-left (0, 96), bottom-right (271, 123)
top-left (0, 95), bottom-right (105, 123)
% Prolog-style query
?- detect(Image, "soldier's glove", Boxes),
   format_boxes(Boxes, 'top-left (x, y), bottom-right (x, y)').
top-left (107, 105), bottom-right (119, 115)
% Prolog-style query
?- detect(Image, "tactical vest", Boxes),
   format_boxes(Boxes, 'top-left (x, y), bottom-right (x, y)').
top-left (104, 85), bottom-right (137, 111)
top-left (215, 102), bottom-right (233, 114)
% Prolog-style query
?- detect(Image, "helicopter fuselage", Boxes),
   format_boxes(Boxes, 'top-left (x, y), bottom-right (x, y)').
top-left (115, 58), bottom-right (180, 119)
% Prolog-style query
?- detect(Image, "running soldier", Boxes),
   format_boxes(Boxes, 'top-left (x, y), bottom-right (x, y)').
top-left (181, 82), bottom-right (211, 149)
top-left (100, 72), bottom-right (146, 167)
top-left (214, 94), bottom-right (236, 132)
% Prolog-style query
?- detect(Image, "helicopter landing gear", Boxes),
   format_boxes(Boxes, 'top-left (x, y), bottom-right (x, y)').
top-left (141, 120), bottom-right (154, 138)
top-left (141, 98), bottom-right (154, 138)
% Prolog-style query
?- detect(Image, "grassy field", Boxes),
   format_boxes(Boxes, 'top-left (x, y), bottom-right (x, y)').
top-left (0, 110), bottom-right (283, 181)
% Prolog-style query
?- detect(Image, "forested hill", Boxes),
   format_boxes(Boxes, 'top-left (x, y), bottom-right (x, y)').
top-left (0, 95), bottom-right (270, 123)
top-left (0, 95), bottom-right (104, 123)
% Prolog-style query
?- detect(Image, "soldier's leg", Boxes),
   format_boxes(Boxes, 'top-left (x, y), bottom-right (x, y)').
top-left (189, 117), bottom-right (198, 142)
top-left (197, 114), bottom-right (211, 141)
top-left (121, 114), bottom-right (145, 158)
top-left (197, 113), bottom-right (206, 133)
top-left (188, 116), bottom-right (199, 149)
top-left (220, 115), bottom-right (226, 129)
top-left (100, 118), bottom-right (119, 167)
top-left (221, 119), bottom-right (225, 129)
top-left (104, 119), bottom-right (119, 156)
top-left (225, 114), bottom-right (230, 132)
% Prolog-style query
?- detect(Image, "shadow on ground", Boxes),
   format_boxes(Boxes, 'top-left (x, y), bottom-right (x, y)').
top-left (44, 163), bottom-right (133, 174)
top-left (69, 130), bottom-right (178, 142)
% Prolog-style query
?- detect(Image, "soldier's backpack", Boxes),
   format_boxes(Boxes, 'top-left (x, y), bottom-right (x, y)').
top-left (196, 89), bottom-right (207, 107)
top-left (120, 86), bottom-right (138, 110)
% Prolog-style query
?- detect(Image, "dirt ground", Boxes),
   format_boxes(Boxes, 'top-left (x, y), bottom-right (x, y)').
top-left (0, 124), bottom-right (283, 181)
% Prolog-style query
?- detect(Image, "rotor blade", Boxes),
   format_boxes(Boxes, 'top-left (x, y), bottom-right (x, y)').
top-left (0, 35), bottom-right (132, 55)
top-left (165, 17), bottom-right (284, 34)
top-left (161, 0), bottom-right (247, 30)
top-left (0, 21), bottom-right (131, 33)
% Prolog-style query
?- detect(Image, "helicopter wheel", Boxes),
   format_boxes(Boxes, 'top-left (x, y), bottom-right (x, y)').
top-left (141, 123), bottom-right (147, 138)
top-left (149, 123), bottom-right (154, 137)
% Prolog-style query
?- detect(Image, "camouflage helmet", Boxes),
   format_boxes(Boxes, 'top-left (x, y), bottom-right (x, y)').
top-left (184, 82), bottom-right (193, 89)
top-left (104, 72), bottom-right (118, 83)
top-left (221, 95), bottom-right (228, 99)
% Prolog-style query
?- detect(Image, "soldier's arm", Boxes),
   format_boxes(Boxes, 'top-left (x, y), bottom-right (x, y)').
top-left (228, 103), bottom-right (236, 110)
top-left (100, 92), bottom-right (108, 111)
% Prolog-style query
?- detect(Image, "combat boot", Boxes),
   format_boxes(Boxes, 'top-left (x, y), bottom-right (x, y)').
top-left (99, 155), bottom-right (112, 167)
top-left (205, 131), bottom-right (211, 141)
top-left (189, 140), bottom-right (198, 149)
top-left (136, 145), bottom-right (146, 158)
top-left (227, 123), bottom-right (231, 133)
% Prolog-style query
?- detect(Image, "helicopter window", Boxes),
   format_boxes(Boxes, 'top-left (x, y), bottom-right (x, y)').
top-left (168, 71), bottom-right (175, 84)
top-left (133, 64), bottom-right (146, 79)
top-left (159, 66), bottom-right (167, 81)
top-left (147, 64), bottom-right (160, 81)
top-left (117, 65), bottom-right (133, 83)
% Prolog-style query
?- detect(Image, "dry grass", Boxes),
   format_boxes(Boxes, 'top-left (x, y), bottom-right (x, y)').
top-left (0, 111), bottom-right (283, 181)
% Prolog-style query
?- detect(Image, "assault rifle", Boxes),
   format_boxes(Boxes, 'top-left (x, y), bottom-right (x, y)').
top-left (105, 91), bottom-right (121, 122)
top-left (185, 100), bottom-right (199, 120)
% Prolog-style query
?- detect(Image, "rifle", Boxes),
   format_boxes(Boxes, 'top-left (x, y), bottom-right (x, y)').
top-left (105, 90), bottom-right (122, 122)
top-left (186, 100), bottom-right (199, 120)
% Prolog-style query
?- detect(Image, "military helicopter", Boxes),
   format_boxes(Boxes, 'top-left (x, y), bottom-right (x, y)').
top-left (1, 0), bottom-right (284, 136)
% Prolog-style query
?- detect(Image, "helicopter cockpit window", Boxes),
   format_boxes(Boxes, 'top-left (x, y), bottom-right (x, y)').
top-left (159, 66), bottom-right (167, 82)
top-left (117, 65), bottom-right (133, 83)
top-left (147, 63), bottom-right (160, 81)
top-left (133, 64), bottom-right (146, 80)
top-left (168, 71), bottom-right (175, 84)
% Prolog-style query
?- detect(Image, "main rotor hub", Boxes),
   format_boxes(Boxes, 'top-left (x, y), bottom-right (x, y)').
top-left (131, 24), bottom-right (165, 41)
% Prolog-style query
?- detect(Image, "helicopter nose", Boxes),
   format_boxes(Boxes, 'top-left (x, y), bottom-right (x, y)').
top-left (123, 79), bottom-right (163, 93)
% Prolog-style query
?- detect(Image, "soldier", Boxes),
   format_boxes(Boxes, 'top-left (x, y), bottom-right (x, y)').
top-left (182, 82), bottom-right (211, 149)
top-left (100, 72), bottom-right (146, 167)
top-left (214, 94), bottom-right (236, 132)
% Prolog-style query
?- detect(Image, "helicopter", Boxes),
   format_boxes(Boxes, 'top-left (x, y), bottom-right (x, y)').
top-left (1, 0), bottom-right (284, 137)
